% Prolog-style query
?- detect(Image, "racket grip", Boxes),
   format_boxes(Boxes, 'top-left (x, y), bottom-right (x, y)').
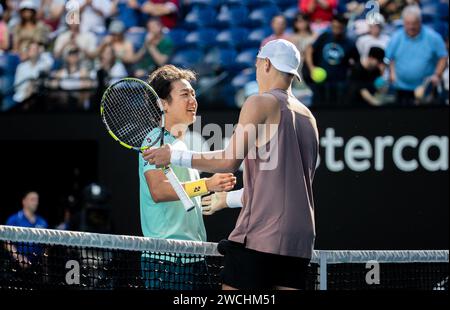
top-left (163, 167), bottom-right (195, 212)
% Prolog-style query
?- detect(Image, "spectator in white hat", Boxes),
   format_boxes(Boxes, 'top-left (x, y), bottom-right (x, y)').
top-left (356, 14), bottom-right (390, 62)
top-left (12, 0), bottom-right (50, 55)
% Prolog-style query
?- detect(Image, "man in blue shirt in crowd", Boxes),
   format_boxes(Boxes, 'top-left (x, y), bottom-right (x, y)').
top-left (5, 191), bottom-right (48, 271)
top-left (386, 5), bottom-right (448, 106)
top-left (6, 191), bottom-right (48, 229)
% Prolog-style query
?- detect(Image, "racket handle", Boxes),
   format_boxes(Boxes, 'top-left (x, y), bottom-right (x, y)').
top-left (163, 167), bottom-right (195, 212)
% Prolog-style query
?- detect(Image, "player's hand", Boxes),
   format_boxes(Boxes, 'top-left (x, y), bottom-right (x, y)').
top-left (205, 173), bottom-right (236, 192)
top-left (202, 192), bottom-right (228, 215)
top-left (143, 145), bottom-right (171, 166)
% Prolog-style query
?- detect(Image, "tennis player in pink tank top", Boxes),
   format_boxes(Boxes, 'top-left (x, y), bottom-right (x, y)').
top-left (144, 39), bottom-right (319, 290)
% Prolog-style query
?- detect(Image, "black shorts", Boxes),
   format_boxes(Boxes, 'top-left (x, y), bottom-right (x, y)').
top-left (218, 239), bottom-right (310, 290)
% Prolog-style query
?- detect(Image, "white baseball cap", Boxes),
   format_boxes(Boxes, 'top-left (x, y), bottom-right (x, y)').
top-left (19, 0), bottom-right (38, 11)
top-left (257, 39), bottom-right (301, 80)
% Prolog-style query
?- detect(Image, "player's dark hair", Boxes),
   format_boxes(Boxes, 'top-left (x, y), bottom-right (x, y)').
top-left (147, 65), bottom-right (197, 102)
top-left (22, 190), bottom-right (38, 199)
top-left (332, 13), bottom-right (348, 26)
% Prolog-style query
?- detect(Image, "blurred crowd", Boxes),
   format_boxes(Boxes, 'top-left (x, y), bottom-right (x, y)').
top-left (0, 0), bottom-right (177, 111)
top-left (0, 0), bottom-right (448, 111)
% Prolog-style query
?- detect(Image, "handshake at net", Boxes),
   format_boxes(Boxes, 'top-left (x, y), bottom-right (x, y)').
top-left (201, 173), bottom-right (237, 216)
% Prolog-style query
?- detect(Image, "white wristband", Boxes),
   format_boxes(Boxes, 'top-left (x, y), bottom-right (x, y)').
top-left (171, 149), bottom-right (194, 168)
top-left (226, 188), bottom-right (243, 209)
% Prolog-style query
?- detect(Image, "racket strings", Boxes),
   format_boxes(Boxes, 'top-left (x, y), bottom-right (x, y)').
top-left (102, 80), bottom-right (163, 148)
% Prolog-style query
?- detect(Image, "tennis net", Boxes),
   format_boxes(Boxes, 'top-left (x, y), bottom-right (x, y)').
top-left (0, 225), bottom-right (448, 290)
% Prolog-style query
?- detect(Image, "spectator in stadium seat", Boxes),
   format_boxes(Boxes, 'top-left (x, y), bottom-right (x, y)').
top-left (4, 191), bottom-right (48, 275)
top-left (36, 0), bottom-right (65, 32)
top-left (48, 45), bottom-right (95, 109)
top-left (289, 13), bottom-right (317, 85)
top-left (51, 46), bottom-right (95, 90)
top-left (356, 14), bottom-right (390, 62)
top-left (13, 40), bottom-right (53, 104)
top-left (12, 0), bottom-right (50, 54)
top-left (78, 0), bottom-right (113, 33)
top-left (261, 15), bottom-right (290, 47)
top-left (53, 20), bottom-right (97, 66)
top-left (94, 19), bottom-right (136, 65)
top-left (111, 0), bottom-right (147, 30)
top-left (141, 0), bottom-right (179, 29)
top-left (348, 46), bottom-right (386, 106)
top-left (299, 0), bottom-right (338, 33)
top-left (3, 0), bottom-right (21, 28)
top-left (95, 43), bottom-right (127, 97)
top-left (305, 13), bottom-right (360, 106)
top-left (132, 18), bottom-right (173, 78)
top-left (0, 5), bottom-right (9, 51)
top-left (386, 5), bottom-right (448, 106)
top-left (6, 191), bottom-right (48, 229)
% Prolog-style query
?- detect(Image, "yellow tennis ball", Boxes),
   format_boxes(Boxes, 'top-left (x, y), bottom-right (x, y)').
top-left (312, 67), bottom-right (327, 83)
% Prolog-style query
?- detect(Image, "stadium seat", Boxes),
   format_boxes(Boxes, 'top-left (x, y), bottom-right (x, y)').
top-left (222, 0), bottom-right (274, 9)
top-left (427, 21), bottom-right (449, 39)
top-left (0, 53), bottom-right (20, 111)
top-left (185, 28), bottom-right (219, 49)
top-left (284, 5), bottom-right (299, 25)
top-left (247, 27), bottom-right (273, 47)
top-left (228, 68), bottom-right (258, 107)
top-left (217, 5), bottom-right (250, 28)
top-left (221, 0), bottom-right (245, 6)
top-left (244, 0), bottom-right (275, 9)
top-left (204, 47), bottom-right (239, 71)
top-left (170, 49), bottom-right (204, 69)
top-left (166, 28), bottom-right (189, 49)
top-left (188, 0), bottom-right (221, 7)
top-left (216, 28), bottom-right (250, 49)
top-left (125, 30), bottom-right (146, 51)
top-left (248, 5), bottom-right (280, 26)
top-left (421, 3), bottom-right (438, 23)
top-left (184, 6), bottom-right (218, 29)
top-left (235, 48), bottom-right (259, 69)
top-left (437, 2), bottom-right (449, 21)
top-left (273, 0), bottom-right (298, 10)
top-left (231, 69), bottom-right (256, 89)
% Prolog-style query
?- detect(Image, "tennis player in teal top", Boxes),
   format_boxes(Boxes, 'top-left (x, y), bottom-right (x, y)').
top-left (139, 65), bottom-right (236, 289)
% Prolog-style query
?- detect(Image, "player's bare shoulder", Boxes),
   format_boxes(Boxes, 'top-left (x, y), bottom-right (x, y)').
top-left (245, 93), bottom-right (279, 109)
top-left (240, 93), bottom-right (279, 122)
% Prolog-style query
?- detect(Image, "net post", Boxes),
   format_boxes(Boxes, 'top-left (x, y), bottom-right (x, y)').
top-left (319, 251), bottom-right (328, 290)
